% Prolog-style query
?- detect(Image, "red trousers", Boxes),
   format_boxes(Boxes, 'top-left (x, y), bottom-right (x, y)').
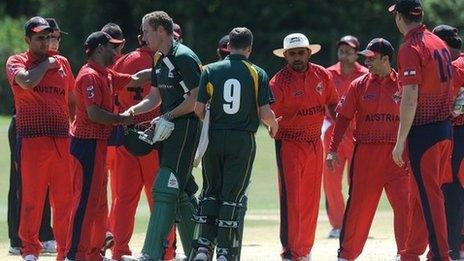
top-left (19, 137), bottom-right (73, 260)
top-left (338, 143), bottom-right (410, 260)
top-left (66, 138), bottom-right (109, 261)
top-left (275, 139), bottom-right (323, 259)
top-left (106, 146), bottom-right (116, 233)
top-left (110, 146), bottom-right (176, 260)
top-left (322, 123), bottom-right (354, 229)
top-left (401, 122), bottom-right (452, 260)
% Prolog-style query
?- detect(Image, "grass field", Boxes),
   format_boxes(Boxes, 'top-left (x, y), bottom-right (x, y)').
top-left (0, 115), bottom-right (412, 260)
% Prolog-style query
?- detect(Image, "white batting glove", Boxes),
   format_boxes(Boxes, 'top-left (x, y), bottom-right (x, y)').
top-left (152, 114), bottom-right (175, 142)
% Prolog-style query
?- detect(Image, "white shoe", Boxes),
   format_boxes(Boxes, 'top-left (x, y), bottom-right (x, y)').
top-left (193, 247), bottom-right (212, 261)
top-left (103, 258), bottom-right (116, 261)
top-left (175, 253), bottom-right (187, 260)
top-left (8, 246), bottom-right (21, 255)
top-left (101, 231), bottom-right (115, 255)
top-left (394, 254), bottom-right (401, 261)
top-left (328, 228), bottom-right (341, 238)
top-left (216, 256), bottom-right (227, 261)
top-left (121, 253), bottom-right (152, 261)
top-left (41, 240), bottom-right (57, 253)
top-left (23, 254), bottom-right (38, 261)
top-left (297, 252), bottom-right (311, 261)
top-left (337, 258), bottom-right (348, 261)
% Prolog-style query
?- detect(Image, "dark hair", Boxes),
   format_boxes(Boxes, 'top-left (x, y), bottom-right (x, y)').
top-left (229, 27), bottom-right (253, 50)
top-left (142, 11), bottom-right (173, 34)
top-left (101, 22), bottom-right (124, 40)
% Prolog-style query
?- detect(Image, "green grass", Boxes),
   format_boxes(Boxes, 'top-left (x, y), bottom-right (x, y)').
top-left (0, 118), bottom-right (393, 242)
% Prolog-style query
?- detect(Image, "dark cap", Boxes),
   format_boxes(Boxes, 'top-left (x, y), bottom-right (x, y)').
top-left (218, 35), bottom-right (230, 52)
top-left (46, 18), bottom-right (68, 35)
top-left (388, 0), bottom-right (423, 16)
top-left (24, 16), bottom-right (52, 35)
top-left (358, 38), bottom-right (394, 60)
top-left (173, 23), bottom-right (182, 40)
top-left (337, 35), bottom-right (360, 50)
top-left (84, 31), bottom-right (124, 54)
top-left (433, 25), bottom-right (462, 49)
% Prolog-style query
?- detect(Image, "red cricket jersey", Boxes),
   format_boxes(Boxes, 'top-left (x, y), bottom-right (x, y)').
top-left (327, 62), bottom-right (369, 96)
top-left (6, 51), bottom-right (75, 138)
top-left (336, 71), bottom-right (401, 144)
top-left (270, 63), bottom-right (339, 141)
top-left (112, 47), bottom-right (160, 123)
top-left (397, 25), bottom-right (453, 126)
top-left (452, 53), bottom-right (464, 126)
top-left (71, 60), bottom-right (132, 139)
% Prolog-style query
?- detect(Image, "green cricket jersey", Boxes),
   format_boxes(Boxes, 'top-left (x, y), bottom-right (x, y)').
top-left (152, 41), bottom-right (202, 114)
top-left (197, 54), bottom-right (271, 132)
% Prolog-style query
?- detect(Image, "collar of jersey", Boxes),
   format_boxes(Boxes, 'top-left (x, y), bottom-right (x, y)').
top-left (165, 40), bottom-right (179, 56)
top-left (226, 54), bottom-right (247, 60)
top-left (26, 50), bottom-right (56, 64)
top-left (369, 69), bottom-right (397, 84)
top-left (404, 24), bottom-right (426, 41)
top-left (87, 60), bottom-right (108, 75)
top-left (286, 62), bottom-right (313, 76)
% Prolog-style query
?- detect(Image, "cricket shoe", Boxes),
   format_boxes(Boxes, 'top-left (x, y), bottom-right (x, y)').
top-left (193, 247), bottom-right (212, 261)
top-left (42, 240), bottom-right (57, 253)
top-left (9, 246), bottom-right (21, 255)
top-left (216, 256), bottom-right (227, 261)
top-left (121, 253), bottom-right (152, 261)
top-left (328, 228), bottom-right (341, 238)
top-left (23, 254), bottom-right (38, 261)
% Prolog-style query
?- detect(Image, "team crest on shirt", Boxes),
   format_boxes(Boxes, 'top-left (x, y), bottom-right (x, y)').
top-left (404, 69), bottom-right (416, 77)
top-left (392, 91), bottom-right (402, 104)
top-left (338, 96), bottom-right (346, 106)
top-left (86, 85), bottom-right (95, 99)
top-left (58, 67), bottom-right (66, 78)
top-left (315, 82), bottom-right (324, 94)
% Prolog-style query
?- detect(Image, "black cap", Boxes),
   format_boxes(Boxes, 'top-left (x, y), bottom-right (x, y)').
top-left (358, 38), bottom-right (394, 60)
top-left (388, 0), bottom-right (423, 16)
top-left (24, 16), bottom-right (52, 35)
top-left (84, 31), bottom-right (124, 54)
top-left (173, 23), bottom-right (182, 40)
top-left (337, 35), bottom-right (360, 50)
top-left (433, 25), bottom-right (462, 50)
top-left (218, 35), bottom-right (230, 52)
top-left (46, 18), bottom-right (68, 35)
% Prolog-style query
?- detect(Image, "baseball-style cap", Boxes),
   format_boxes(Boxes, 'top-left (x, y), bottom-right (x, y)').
top-left (388, 0), bottom-right (423, 16)
top-left (84, 31), bottom-right (125, 54)
top-left (218, 35), bottom-right (230, 52)
top-left (24, 16), bottom-right (52, 35)
top-left (273, 33), bottom-right (321, 58)
top-left (173, 23), bottom-right (182, 40)
top-left (358, 38), bottom-right (394, 59)
top-left (433, 25), bottom-right (463, 49)
top-left (337, 35), bottom-right (360, 50)
top-left (46, 18), bottom-right (68, 35)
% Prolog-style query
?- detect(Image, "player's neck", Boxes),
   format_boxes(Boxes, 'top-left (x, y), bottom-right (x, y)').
top-left (402, 22), bottom-right (421, 36)
top-left (340, 62), bottom-right (356, 75)
top-left (376, 65), bottom-right (391, 78)
top-left (159, 37), bottom-right (174, 55)
top-left (230, 50), bottom-right (249, 58)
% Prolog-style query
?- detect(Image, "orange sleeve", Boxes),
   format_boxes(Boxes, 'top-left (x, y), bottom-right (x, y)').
top-left (336, 82), bottom-right (357, 120)
top-left (5, 55), bottom-right (26, 86)
top-left (325, 71), bottom-right (339, 105)
top-left (79, 74), bottom-right (103, 108)
top-left (269, 75), bottom-right (284, 117)
top-left (110, 70), bottom-right (133, 91)
top-left (398, 45), bottom-right (422, 86)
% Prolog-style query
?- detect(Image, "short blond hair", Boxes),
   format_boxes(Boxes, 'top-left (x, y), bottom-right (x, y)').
top-left (142, 11), bottom-right (173, 34)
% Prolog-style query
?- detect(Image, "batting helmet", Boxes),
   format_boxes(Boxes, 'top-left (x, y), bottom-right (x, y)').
top-left (123, 122), bottom-right (159, 156)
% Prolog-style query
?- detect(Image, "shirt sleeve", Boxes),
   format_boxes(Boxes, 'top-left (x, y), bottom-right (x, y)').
top-left (62, 58), bottom-right (75, 91)
top-left (176, 54), bottom-right (202, 90)
top-left (398, 45), bottom-right (423, 86)
top-left (197, 69), bottom-right (210, 104)
top-left (257, 68), bottom-right (271, 107)
top-left (80, 74), bottom-right (103, 108)
top-left (269, 75), bottom-right (283, 116)
top-left (336, 82), bottom-right (357, 120)
top-left (5, 55), bottom-right (26, 86)
top-left (324, 70), bottom-right (339, 105)
top-left (452, 62), bottom-right (464, 94)
top-left (110, 70), bottom-right (133, 91)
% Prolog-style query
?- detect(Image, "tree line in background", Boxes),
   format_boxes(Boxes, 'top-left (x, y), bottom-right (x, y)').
top-left (0, 0), bottom-right (463, 115)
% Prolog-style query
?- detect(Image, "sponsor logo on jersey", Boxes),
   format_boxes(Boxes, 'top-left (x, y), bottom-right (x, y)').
top-left (167, 173), bottom-right (179, 189)
top-left (404, 69), bottom-right (416, 77)
top-left (86, 85), bottom-right (95, 99)
top-left (315, 82), bottom-right (324, 94)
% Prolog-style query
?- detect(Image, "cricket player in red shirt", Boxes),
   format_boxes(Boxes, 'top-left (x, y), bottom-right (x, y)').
top-left (390, 1), bottom-right (454, 260)
top-left (5, 16), bottom-right (75, 261)
top-left (433, 24), bottom-right (464, 261)
top-left (270, 33), bottom-right (339, 260)
top-left (323, 35), bottom-right (368, 238)
top-left (327, 38), bottom-right (410, 261)
top-left (109, 30), bottom-right (176, 261)
top-left (64, 31), bottom-right (151, 261)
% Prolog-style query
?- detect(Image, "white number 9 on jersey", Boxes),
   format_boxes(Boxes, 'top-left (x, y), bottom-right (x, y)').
top-left (223, 79), bottom-right (241, 114)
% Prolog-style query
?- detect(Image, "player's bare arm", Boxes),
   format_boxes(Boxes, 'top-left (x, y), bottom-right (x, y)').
top-left (168, 87), bottom-right (199, 119)
top-left (194, 101), bottom-right (206, 120)
top-left (68, 91), bottom-right (76, 122)
top-left (15, 57), bottom-right (60, 89)
top-left (87, 104), bottom-right (133, 125)
top-left (259, 104), bottom-right (279, 138)
top-left (124, 87), bottom-right (161, 116)
top-left (126, 68), bottom-right (152, 87)
top-left (392, 84), bottom-right (418, 167)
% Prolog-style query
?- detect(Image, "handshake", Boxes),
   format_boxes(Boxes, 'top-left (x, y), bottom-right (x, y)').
top-left (121, 108), bottom-right (175, 144)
